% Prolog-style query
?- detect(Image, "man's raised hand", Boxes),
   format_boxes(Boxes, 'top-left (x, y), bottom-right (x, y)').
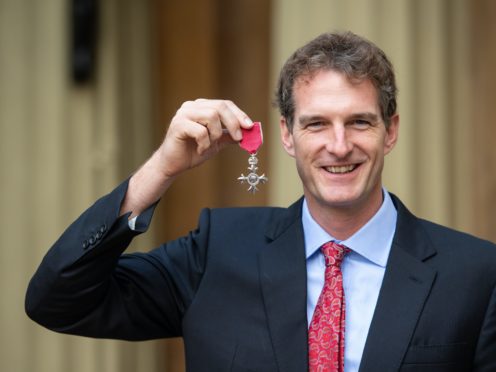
top-left (120, 99), bottom-right (253, 217)
top-left (158, 99), bottom-right (254, 178)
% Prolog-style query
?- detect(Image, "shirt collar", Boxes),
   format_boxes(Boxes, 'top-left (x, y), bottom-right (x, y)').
top-left (302, 189), bottom-right (398, 267)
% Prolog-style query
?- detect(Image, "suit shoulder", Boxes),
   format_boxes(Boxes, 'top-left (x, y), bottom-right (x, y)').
top-left (419, 218), bottom-right (496, 257)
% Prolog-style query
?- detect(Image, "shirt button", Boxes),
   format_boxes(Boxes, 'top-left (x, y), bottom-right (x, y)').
top-left (89, 236), bottom-right (96, 245)
top-left (82, 240), bottom-right (89, 249)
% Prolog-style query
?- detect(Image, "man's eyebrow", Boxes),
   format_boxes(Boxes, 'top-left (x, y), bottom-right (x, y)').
top-left (348, 112), bottom-right (380, 122)
top-left (297, 113), bottom-right (380, 124)
top-left (298, 115), bottom-right (328, 124)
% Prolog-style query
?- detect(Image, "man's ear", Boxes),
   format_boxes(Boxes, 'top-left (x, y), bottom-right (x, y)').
top-left (384, 114), bottom-right (399, 155)
top-left (280, 117), bottom-right (295, 157)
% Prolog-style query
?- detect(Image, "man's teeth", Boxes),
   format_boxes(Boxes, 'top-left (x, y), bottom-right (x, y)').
top-left (325, 165), bottom-right (356, 174)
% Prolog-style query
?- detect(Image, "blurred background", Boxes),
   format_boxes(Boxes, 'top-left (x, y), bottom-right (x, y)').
top-left (1, 0), bottom-right (495, 371)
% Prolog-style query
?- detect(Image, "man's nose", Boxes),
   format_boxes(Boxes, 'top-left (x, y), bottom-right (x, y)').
top-left (325, 125), bottom-right (353, 158)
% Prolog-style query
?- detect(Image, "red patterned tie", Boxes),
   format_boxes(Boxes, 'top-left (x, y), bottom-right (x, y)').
top-left (308, 241), bottom-right (349, 372)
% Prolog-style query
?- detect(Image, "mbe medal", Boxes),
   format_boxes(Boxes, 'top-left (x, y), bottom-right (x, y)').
top-left (238, 122), bottom-right (268, 194)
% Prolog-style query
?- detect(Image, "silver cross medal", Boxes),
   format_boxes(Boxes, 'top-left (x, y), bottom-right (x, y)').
top-left (238, 122), bottom-right (268, 193)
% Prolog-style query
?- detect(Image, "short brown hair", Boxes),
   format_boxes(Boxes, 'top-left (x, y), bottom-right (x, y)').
top-left (275, 31), bottom-right (397, 130)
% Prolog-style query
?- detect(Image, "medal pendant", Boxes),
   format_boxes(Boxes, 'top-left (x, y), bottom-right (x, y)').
top-left (238, 122), bottom-right (268, 194)
top-left (238, 153), bottom-right (268, 194)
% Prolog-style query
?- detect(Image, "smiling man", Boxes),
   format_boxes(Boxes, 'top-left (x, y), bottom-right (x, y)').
top-left (26, 32), bottom-right (496, 371)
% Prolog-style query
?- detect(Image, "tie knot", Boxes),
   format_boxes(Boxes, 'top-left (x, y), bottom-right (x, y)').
top-left (321, 241), bottom-right (349, 267)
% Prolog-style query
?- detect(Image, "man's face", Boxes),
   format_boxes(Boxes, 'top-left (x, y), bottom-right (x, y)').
top-left (280, 69), bottom-right (399, 218)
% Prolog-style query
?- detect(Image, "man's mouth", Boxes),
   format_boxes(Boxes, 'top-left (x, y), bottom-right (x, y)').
top-left (324, 164), bottom-right (358, 174)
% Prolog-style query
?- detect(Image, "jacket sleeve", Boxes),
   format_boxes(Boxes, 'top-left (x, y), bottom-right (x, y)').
top-left (25, 179), bottom-right (210, 341)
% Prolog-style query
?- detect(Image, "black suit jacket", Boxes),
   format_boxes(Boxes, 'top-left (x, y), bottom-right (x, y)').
top-left (26, 180), bottom-right (496, 371)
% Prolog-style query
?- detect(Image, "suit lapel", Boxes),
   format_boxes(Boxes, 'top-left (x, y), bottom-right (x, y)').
top-left (259, 199), bottom-right (309, 372)
top-left (359, 195), bottom-right (437, 371)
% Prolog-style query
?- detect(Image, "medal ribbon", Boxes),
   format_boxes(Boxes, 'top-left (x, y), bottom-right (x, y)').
top-left (239, 122), bottom-right (263, 154)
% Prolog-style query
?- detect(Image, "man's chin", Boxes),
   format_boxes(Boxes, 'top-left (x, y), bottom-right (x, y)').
top-left (314, 192), bottom-right (362, 210)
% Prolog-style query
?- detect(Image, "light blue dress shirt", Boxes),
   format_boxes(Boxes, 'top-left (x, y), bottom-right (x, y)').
top-left (303, 190), bottom-right (397, 372)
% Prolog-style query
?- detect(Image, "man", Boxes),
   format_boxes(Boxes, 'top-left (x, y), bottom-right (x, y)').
top-left (26, 32), bottom-right (496, 371)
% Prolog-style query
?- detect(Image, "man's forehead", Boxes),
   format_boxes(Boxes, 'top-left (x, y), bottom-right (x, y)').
top-left (293, 68), bottom-right (371, 90)
top-left (293, 70), bottom-right (380, 113)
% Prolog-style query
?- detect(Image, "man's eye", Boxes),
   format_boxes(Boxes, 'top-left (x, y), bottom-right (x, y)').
top-left (352, 119), bottom-right (371, 127)
top-left (306, 122), bottom-right (323, 128)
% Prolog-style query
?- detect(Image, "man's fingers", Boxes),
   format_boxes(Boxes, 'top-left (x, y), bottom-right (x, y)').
top-left (176, 119), bottom-right (211, 154)
top-left (215, 100), bottom-right (253, 141)
top-left (224, 100), bottom-right (254, 129)
top-left (190, 99), bottom-right (253, 142)
top-left (179, 106), bottom-right (224, 142)
top-left (172, 99), bottom-right (254, 158)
